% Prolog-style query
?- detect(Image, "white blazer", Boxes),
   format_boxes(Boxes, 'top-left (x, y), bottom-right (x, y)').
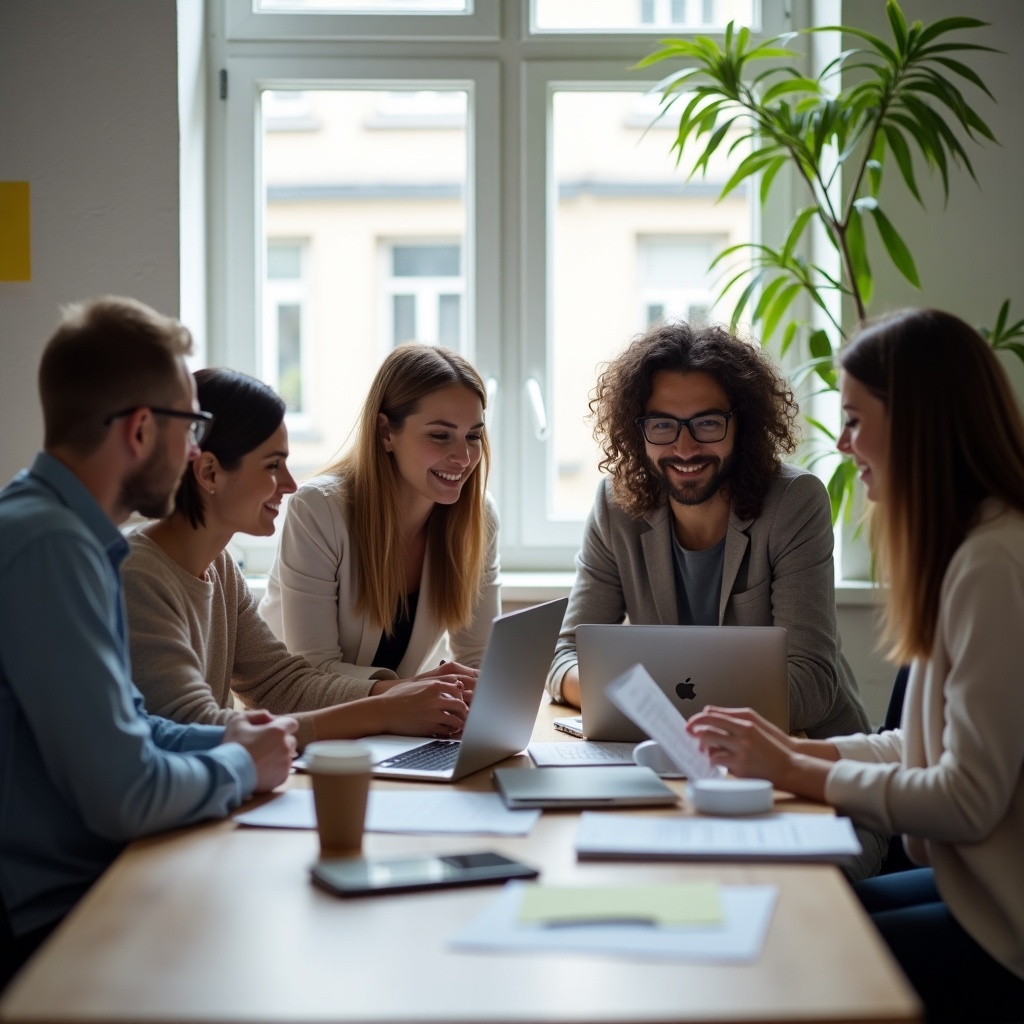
top-left (259, 473), bottom-right (500, 679)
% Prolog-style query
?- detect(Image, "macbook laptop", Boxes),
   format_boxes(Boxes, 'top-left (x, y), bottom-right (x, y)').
top-left (576, 624), bottom-right (789, 742)
top-left (492, 765), bottom-right (678, 809)
top-left (361, 597), bottom-right (568, 782)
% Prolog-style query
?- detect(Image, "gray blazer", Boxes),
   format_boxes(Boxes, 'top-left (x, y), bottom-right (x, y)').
top-left (546, 464), bottom-right (870, 739)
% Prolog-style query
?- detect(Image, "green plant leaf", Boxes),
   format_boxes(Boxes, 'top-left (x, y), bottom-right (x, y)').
top-left (782, 206), bottom-right (818, 261)
top-left (718, 146), bottom-right (784, 199)
top-left (867, 205), bottom-right (921, 287)
top-left (826, 459), bottom-right (858, 526)
top-left (761, 77), bottom-right (821, 104)
top-left (781, 319), bottom-right (799, 357)
top-left (996, 343), bottom-right (1024, 368)
top-left (815, 25), bottom-right (899, 65)
top-left (808, 328), bottom-right (838, 387)
top-left (886, 0), bottom-right (908, 53)
top-left (915, 17), bottom-right (990, 49)
top-left (750, 275), bottom-right (789, 324)
top-left (931, 56), bottom-right (996, 100)
top-left (805, 415), bottom-right (837, 442)
top-left (867, 159), bottom-right (883, 196)
top-left (761, 282), bottom-right (803, 343)
top-left (844, 206), bottom-right (873, 308)
top-left (882, 125), bottom-right (922, 204)
top-left (759, 155), bottom-right (788, 204)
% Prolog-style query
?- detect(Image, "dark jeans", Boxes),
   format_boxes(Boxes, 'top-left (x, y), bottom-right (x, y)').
top-left (853, 869), bottom-right (1024, 1023)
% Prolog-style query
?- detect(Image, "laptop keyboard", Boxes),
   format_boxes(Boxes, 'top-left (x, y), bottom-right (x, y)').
top-left (545, 742), bottom-right (634, 762)
top-left (377, 740), bottom-right (461, 771)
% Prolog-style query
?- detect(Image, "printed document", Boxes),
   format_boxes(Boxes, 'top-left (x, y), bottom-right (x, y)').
top-left (605, 663), bottom-right (719, 779)
top-left (575, 811), bottom-right (863, 863)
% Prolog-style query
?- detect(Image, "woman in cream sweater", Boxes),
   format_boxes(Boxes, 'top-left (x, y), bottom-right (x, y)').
top-left (687, 309), bottom-right (1024, 1021)
top-left (123, 368), bottom-right (471, 750)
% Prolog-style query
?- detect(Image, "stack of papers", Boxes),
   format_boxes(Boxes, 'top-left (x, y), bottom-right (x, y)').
top-left (451, 881), bottom-right (777, 961)
top-left (235, 789), bottom-right (539, 836)
top-left (574, 811), bottom-right (863, 863)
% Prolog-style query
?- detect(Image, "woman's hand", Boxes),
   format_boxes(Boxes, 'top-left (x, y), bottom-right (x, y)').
top-left (686, 706), bottom-right (831, 801)
top-left (372, 662), bottom-right (479, 704)
top-left (379, 679), bottom-right (470, 738)
top-left (686, 706), bottom-right (797, 783)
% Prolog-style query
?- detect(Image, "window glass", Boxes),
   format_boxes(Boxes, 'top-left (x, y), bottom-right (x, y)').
top-left (264, 241), bottom-right (310, 419)
top-left (533, 0), bottom-right (755, 32)
top-left (257, 0), bottom-right (468, 12)
top-left (548, 90), bottom-right (749, 519)
top-left (262, 88), bottom-right (467, 478)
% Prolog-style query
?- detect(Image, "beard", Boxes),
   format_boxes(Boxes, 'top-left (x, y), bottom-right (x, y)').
top-left (119, 443), bottom-right (184, 519)
top-left (653, 449), bottom-right (736, 507)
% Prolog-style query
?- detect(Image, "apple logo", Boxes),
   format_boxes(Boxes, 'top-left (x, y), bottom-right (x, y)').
top-left (675, 677), bottom-right (696, 700)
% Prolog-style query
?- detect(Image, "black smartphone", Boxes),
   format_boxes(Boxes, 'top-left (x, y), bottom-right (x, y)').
top-left (310, 851), bottom-right (539, 897)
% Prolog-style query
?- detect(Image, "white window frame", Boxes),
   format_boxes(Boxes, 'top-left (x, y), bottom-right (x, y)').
top-left (383, 239), bottom-right (465, 351)
top-left (209, 0), bottom-right (804, 573)
top-left (263, 239), bottom-right (314, 432)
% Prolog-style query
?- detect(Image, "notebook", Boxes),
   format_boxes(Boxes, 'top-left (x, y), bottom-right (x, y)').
top-left (576, 624), bottom-right (789, 742)
top-left (362, 597), bottom-right (568, 782)
top-left (492, 765), bottom-right (678, 809)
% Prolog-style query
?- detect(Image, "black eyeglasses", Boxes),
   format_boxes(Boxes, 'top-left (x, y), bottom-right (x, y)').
top-left (636, 410), bottom-right (735, 445)
top-left (104, 407), bottom-right (215, 446)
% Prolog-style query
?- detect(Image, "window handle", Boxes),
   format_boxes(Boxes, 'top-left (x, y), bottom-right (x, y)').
top-left (526, 377), bottom-right (550, 441)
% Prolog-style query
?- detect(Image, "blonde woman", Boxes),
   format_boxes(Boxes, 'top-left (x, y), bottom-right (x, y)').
top-left (259, 343), bottom-right (499, 694)
top-left (687, 309), bottom-right (1024, 1021)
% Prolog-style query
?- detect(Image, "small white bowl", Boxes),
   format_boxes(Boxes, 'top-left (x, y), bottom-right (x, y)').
top-left (687, 778), bottom-right (774, 815)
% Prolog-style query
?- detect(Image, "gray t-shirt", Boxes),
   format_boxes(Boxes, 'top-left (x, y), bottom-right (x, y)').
top-left (671, 531), bottom-right (725, 626)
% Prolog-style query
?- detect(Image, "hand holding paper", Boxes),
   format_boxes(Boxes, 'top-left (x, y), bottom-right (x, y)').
top-left (605, 664), bottom-right (719, 780)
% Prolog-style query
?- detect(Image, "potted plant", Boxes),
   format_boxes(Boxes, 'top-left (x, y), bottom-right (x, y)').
top-left (637, 0), bottom-right (1024, 521)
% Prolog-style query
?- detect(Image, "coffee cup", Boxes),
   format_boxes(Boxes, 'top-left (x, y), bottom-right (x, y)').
top-left (304, 741), bottom-right (372, 856)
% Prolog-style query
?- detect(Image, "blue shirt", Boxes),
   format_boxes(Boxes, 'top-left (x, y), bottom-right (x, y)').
top-left (0, 453), bottom-right (256, 936)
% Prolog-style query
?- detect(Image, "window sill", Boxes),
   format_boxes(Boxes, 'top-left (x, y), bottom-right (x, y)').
top-left (245, 571), bottom-right (882, 607)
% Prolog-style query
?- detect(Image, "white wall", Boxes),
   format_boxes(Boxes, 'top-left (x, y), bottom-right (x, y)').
top-left (0, 0), bottom-right (180, 485)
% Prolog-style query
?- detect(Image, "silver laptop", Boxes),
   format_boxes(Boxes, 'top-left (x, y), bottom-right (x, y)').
top-left (576, 624), bottom-right (789, 742)
top-left (492, 765), bottom-right (678, 809)
top-left (365, 597), bottom-right (569, 782)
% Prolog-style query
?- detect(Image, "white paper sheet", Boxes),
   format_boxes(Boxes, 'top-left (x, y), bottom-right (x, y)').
top-left (235, 788), bottom-right (540, 836)
top-left (574, 811), bottom-right (863, 863)
top-left (605, 663), bottom-right (719, 780)
top-left (450, 880), bottom-right (777, 961)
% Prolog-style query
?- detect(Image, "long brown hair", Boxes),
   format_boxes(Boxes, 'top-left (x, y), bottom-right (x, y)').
top-left (322, 344), bottom-right (491, 635)
top-left (591, 321), bottom-right (799, 519)
top-left (841, 308), bottom-right (1024, 661)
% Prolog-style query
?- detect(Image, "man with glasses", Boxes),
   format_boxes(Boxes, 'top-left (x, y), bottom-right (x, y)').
top-left (0, 297), bottom-right (298, 991)
top-left (546, 319), bottom-right (873, 764)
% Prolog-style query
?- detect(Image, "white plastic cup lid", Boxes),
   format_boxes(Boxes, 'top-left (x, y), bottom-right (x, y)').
top-left (303, 740), bottom-right (373, 774)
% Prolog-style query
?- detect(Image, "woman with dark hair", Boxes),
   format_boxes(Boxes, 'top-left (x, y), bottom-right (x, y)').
top-left (258, 343), bottom-right (499, 694)
top-left (687, 309), bottom-right (1024, 1021)
top-left (123, 368), bottom-right (469, 750)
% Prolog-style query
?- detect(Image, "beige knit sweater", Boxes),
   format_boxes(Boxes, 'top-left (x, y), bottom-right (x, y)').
top-left (123, 532), bottom-right (380, 725)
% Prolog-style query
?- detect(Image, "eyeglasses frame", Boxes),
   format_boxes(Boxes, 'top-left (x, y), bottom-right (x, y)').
top-left (636, 409), bottom-right (735, 445)
top-left (104, 406), bottom-right (215, 446)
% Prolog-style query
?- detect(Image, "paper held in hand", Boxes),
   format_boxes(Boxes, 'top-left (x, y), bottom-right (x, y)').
top-left (605, 663), bottom-right (720, 780)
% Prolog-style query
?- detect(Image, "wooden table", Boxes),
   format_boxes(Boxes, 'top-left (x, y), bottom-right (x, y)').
top-left (0, 703), bottom-right (921, 1024)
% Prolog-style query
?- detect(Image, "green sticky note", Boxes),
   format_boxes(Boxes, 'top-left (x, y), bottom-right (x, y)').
top-left (517, 883), bottom-right (723, 926)
top-left (0, 182), bottom-right (31, 282)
